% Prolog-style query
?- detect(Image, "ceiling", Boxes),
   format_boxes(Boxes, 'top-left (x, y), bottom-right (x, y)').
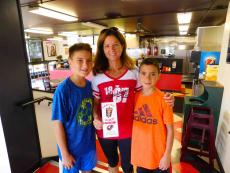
top-left (20, 0), bottom-right (229, 37)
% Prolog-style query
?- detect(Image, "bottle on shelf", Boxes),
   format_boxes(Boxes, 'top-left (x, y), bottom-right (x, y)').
top-left (153, 46), bottom-right (158, 56)
top-left (146, 42), bottom-right (151, 56)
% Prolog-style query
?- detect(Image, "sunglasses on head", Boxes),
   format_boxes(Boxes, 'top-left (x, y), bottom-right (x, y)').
top-left (100, 27), bottom-right (119, 34)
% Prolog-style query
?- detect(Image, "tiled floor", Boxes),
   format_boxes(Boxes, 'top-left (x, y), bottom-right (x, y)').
top-left (171, 114), bottom-right (220, 173)
top-left (94, 113), bottom-right (221, 173)
top-left (34, 161), bottom-right (59, 173)
top-left (36, 113), bottom-right (221, 173)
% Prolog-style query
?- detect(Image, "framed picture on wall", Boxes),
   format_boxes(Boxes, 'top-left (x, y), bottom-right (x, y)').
top-left (26, 39), bottom-right (44, 62)
top-left (227, 36), bottom-right (230, 63)
top-left (47, 43), bottom-right (57, 57)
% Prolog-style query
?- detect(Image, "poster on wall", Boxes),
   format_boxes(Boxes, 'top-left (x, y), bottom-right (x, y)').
top-left (46, 43), bottom-right (57, 57)
top-left (199, 51), bottom-right (220, 78)
top-left (27, 39), bottom-right (43, 62)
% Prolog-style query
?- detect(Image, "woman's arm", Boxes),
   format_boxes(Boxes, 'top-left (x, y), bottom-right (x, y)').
top-left (53, 121), bottom-right (75, 169)
top-left (163, 92), bottom-right (175, 107)
top-left (93, 98), bottom-right (103, 130)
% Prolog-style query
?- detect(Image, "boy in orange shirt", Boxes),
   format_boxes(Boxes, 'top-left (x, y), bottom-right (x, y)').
top-left (131, 58), bottom-right (174, 173)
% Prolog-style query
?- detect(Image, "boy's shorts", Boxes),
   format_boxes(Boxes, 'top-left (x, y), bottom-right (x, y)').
top-left (59, 150), bottom-right (97, 173)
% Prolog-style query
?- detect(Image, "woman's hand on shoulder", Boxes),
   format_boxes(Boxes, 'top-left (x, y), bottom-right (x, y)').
top-left (163, 92), bottom-right (174, 107)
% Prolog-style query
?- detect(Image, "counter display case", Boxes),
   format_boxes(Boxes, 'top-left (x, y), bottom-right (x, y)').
top-left (28, 61), bottom-right (71, 92)
top-left (150, 57), bottom-right (184, 92)
top-left (29, 61), bottom-right (51, 91)
top-left (153, 57), bottom-right (183, 74)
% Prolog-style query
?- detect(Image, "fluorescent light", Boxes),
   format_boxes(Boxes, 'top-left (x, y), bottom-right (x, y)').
top-left (125, 33), bottom-right (136, 38)
top-left (25, 34), bottom-right (30, 39)
top-left (179, 31), bottom-right (187, 35)
top-left (178, 44), bottom-right (186, 50)
top-left (177, 12), bottom-right (192, 24)
top-left (29, 6), bottom-right (78, 22)
top-left (82, 22), bottom-right (107, 29)
top-left (24, 28), bottom-right (53, 35)
top-left (47, 37), bottom-right (63, 41)
top-left (179, 24), bottom-right (189, 31)
top-left (58, 32), bottom-right (78, 37)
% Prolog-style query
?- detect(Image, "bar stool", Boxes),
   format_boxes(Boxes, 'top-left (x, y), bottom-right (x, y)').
top-left (181, 106), bottom-right (216, 168)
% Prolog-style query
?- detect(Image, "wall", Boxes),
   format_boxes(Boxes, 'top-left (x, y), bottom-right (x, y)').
top-left (216, 2), bottom-right (230, 173)
top-left (196, 25), bottom-right (224, 51)
top-left (33, 91), bottom-right (57, 158)
top-left (155, 36), bottom-right (195, 56)
top-left (126, 34), bottom-right (139, 48)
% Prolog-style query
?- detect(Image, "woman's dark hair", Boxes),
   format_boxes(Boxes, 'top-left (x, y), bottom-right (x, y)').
top-left (140, 58), bottom-right (160, 73)
top-left (68, 43), bottom-right (92, 59)
top-left (93, 27), bottom-right (135, 75)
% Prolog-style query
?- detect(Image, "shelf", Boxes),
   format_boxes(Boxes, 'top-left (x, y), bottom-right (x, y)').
top-left (28, 60), bottom-right (56, 65)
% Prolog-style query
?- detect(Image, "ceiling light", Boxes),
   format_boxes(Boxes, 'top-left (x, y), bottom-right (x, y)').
top-left (177, 12), bottom-right (192, 24)
top-left (82, 22), bottom-right (107, 29)
top-left (179, 31), bottom-right (187, 35)
top-left (29, 6), bottom-right (78, 22)
top-left (178, 44), bottom-right (186, 50)
top-left (125, 33), bottom-right (136, 38)
top-left (25, 34), bottom-right (30, 39)
top-left (58, 32), bottom-right (79, 37)
top-left (24, 28), bottom-right (53, 35)
top-left (47, 37), bottom-right (63, 41)
top-left (179, 24), bottom-right (189, 31)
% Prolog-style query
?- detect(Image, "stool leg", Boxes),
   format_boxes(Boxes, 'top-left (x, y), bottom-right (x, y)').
top-left (208, 131), bottom-right (214, 168)
top-left (181, 118), bottom-right (192, 160)
top-left (208, 116), bottom-right (215, 169)
top-left (200, 128), bottom-right (206, 155)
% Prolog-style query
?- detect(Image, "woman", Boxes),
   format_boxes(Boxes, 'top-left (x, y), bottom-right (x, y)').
top-left (92, 27), bottom-right (174, 173)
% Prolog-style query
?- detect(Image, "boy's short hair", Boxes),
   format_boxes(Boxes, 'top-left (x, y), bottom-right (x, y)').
top-left (69, 43), bottom-right (92, 59)
top-left (140, 58), bottom-right (160, 73)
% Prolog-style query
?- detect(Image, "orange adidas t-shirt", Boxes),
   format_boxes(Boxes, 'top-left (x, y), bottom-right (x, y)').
top-left (131, 89), bottom-right (173, 169)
